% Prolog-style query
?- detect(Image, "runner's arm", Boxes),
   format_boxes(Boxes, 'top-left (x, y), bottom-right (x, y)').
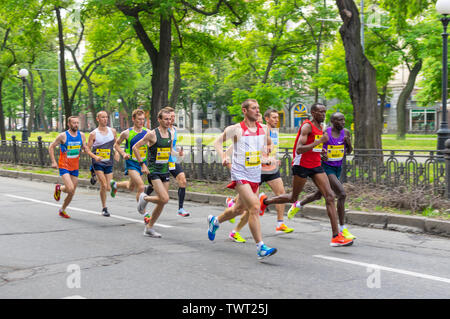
top-left (114, 130), bottom-right (130, 160)
top-left (295, 123), bottom-right (328, 154)
top-left (111, 128), bottom-right (120, 161)
top-left (344, 129), bottom-right (353, 155)
top-left (82, 134), bottom-right (101, 161)
top-left (214, 125), bottom-right (237, 166)
top-left (48, 133), bottom-right (64, 168)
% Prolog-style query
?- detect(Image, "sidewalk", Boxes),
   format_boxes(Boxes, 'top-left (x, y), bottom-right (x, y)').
top-left (1, 168), bottom-right (449, 238)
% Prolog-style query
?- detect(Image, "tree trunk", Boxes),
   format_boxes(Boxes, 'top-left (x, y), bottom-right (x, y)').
top-left (169, 54), bottom-right (181, 108)
top-left (150, 15), bottom-right (171, 128)
top-left (26, 71), bottom-right (36, 135)
top-left (396, 60), bottom-right (422, 139)
top-left (336, 0), bottom-right (381, 150)
top-left (378, 85), bottom-right (387, 132)
top-left (262, 47), bottom-right (277, 84)
top-left (0, 78), bottom-right (5, 141)
top-left (55, 6), bottom-right (71, 127)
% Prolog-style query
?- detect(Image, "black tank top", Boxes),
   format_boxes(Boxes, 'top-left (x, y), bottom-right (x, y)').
top-left (148, 127), bottom-right (172, 174)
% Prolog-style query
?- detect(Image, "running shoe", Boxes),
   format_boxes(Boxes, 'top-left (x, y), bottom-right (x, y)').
top-left (90, 166), bottom-right (96, 185)
top-left (144, 213), bottom-right (151, 225)
top-left (287, 201), bottom-right (301, 219)
top-left (259, 193), bottom-right (268, 216)
top-left (229, 231), bottom-right (246, 243)
top-left (207, 215), bottom-right (219, 241)
top-left (102, 207), bottom-right (110, 217)
top-left (137, 192), bottom-right (148, 215)
top-left (276, 223), bottom-right (294, 233)
top-left (342, 228), bottom-right (356, 240)
top-left (257, 244), bottom-right (277, 260)
top-left (54, 184), bottom-right (61, 202)
top-left (330, 233), bottom-right (354, 247)
top-left (143, 226), bottom-right (162, 238)
top-left (177, 208), bottom-right (190, 217)
top-left (59, 209), bottom-right (70, 219)
top-left (226, 197), bottom-right (235, 223)
top-left (110, 180), bottom-right (117, 198)
top-left (145, 184), bottom-right (154, 196)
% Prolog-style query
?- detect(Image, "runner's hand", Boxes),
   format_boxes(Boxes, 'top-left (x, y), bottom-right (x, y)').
top-left (319, 132), bottom-right (329, 144)
top-left (321, 149), bottom-right (328, 162)
top-left (222, 157), bottom-right (231, 167)
top-left (141, 163), bottom-right (149, 175)
top-left (94, 155), bottom-right (102, 162)
top-left (51, 161), bottom-right (58, 169)
top-left (123, 153), bottom-right (131, 160)
top-left (178, 146), bottom-right (184, 157)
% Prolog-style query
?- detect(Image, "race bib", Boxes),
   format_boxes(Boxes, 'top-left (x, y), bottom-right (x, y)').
top-left (95, 148), bottom-right (111, 161)
top-left (245, 151), bottom-right (261, 167)
top-left (169, 162), bottom-right (176, 170)
top-left (156, 147), bottom-right (170, 164)
top-left (67, 142), bottom-right (81, 159)
top-left (327, 145), bottom-right (345, 161)
top-left (132, 145), bottom-right (147, 161)
top-left (313, 135), bottom-right (323, 152)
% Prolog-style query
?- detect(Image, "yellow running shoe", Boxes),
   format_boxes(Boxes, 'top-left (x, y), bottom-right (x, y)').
top-left (287, 202), bottom-right (301, 219)
top-left (276, 223), bottom-right (294, 233)
top-left (229, 231), bottom-right (246, 243)
top-left (229, 218), bottom-right (235, 224)
top-left (342, 228), bottom-right (356, 240)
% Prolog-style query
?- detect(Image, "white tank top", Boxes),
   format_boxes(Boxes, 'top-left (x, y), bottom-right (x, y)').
top-left (92, 127), bottom-right (114, 148)
top-left (231, 121), bottom-right (266, 183)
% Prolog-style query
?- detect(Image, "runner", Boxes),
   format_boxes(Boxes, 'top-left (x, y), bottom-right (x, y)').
top-left (208, 99), bottom-right (277, 260)
top-left (167, 107), bottom-right (190, 217)
top-left (227, 109), bottom-right (293, 243)
top-left (110, 109), bottom-right (148, 203)
top-left (134, 108), bottom-right (184, 238)
top-left (259, 103), bottom-right (353, 247)
top-left (289, 112), bottom-right (356, 239)
top-left (87, 111), bottom-right (119, 217)
top-left (49, 116), bottom-right (101, 218)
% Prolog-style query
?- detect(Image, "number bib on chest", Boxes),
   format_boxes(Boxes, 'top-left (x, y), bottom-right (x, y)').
top-left (95, 149), bottom-right (111, 161)
top-left (245, 151), bottom-right (261, 167)
top-left (327, 145), bottom-right (344, 161)
top-left (313, 135), bottom-right (323, 152)
top-left (156, 147), bottom-right (170, 164)
top-left (67, 142), bottom-right (81, 159)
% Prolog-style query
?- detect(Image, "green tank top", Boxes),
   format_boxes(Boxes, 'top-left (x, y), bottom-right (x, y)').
top-left (125, 127), bottom-right (148, 162)
top-left (148, 127), bottom-right (172, 174)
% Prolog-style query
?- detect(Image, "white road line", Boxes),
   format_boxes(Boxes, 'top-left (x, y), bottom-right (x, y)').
top-left (314, 255), bottom-right (450, 284)
top-left (3, 194), bottom-right (173, 228)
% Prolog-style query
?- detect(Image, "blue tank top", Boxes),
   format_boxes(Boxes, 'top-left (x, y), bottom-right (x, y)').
top-left (169, 127), bottom-right (178, 164)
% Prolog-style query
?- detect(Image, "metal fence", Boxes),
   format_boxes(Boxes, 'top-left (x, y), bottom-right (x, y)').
top-left (1, 135), bottom-right (449, 199)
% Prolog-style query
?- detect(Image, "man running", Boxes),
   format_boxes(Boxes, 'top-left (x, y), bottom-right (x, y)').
top-left (289, 112), bottom-right (355, 240)
top-left (259, 103), bottom-right (353, 247)
top-left (50, 116), bottom-right (101, 218)
top-left (227, 109), bottom-right (293, 243)
top-left (110, 109), bottom-right (148, 202)
top-left (134, 108), bottom-right (184, 238)
top-left (87, 111), bottom-right (119, 217)
top-left (166, 107), bottom-right (190, 217)
top-left (208, 99), bottom-right (277, 260)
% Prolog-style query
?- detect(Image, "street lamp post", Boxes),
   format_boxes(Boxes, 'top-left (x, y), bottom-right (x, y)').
top-left (436, 0), bottom-right (450, 151)
top-left (18, 68), bottom-right (29, 143)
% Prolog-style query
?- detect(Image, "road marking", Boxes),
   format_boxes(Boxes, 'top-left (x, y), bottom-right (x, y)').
top-left (314, 255), bottom-right (450, 284)
top-left (3, 194), bottom-right (173, 228)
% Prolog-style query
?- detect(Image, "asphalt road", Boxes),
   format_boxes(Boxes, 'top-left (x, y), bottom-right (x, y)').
top-left (0, 176), bottom-right (449, 299)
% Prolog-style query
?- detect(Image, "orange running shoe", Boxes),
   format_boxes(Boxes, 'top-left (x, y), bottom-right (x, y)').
top-left (54, 184), bottom-right (61, 201)
top-left (330, 232), bottom-right (353, 247)
top-left (259, 193), bottom-right (268, 216)
top-left (59, 209), bottom-right (70, 219)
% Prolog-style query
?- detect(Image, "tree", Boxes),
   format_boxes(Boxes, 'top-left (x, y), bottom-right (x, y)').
top-left (335, 0), bottom-right (381, 150)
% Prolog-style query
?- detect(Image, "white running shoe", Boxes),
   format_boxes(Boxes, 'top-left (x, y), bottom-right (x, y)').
top-left (143, 226), bottom-right (162, 238)
top-left (137, 192), bottom-right (148, 215)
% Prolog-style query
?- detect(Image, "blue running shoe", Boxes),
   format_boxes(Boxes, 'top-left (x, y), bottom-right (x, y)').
top-left (207, 215), bottom-right (219, 241)
top-left (257, 244), bottom-right (277, 260)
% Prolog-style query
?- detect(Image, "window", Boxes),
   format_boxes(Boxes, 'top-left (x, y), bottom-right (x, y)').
top-left (410, 109), bottom-right (436, 132)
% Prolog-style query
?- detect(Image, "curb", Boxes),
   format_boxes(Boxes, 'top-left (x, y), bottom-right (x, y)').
top-left (1, 169), bottom-right (449, 238)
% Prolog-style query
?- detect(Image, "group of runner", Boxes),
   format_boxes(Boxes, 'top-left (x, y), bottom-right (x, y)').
top-left (49, 99), bottom-right (355, 261)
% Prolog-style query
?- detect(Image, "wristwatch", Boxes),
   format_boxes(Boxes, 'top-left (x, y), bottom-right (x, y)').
top-left (139, 161), bottom-right (145, 166)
